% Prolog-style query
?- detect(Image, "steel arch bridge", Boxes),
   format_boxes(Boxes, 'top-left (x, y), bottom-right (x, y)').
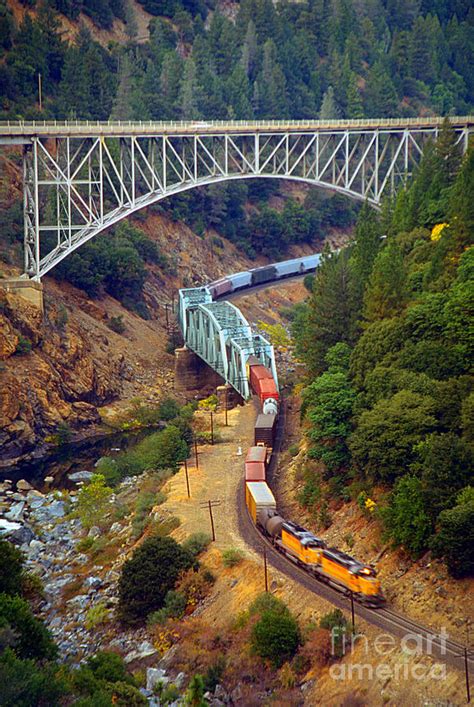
top-left (178, 286), bottom-right (278, 400)
top-left (1, 116), bottom-right (472, 280)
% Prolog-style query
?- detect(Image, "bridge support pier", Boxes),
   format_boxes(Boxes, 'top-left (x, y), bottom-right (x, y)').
top-left (216, 383), bottom-right (243, 411)
top-left (174, 347), bottom-right (223, 394)
top-left (2, 278), bottom-right (43, 313)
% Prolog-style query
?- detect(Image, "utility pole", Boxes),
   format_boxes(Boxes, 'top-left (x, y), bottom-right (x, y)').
top-left (183, 458), bottom-right (190, 498)
top-left (38, 73), bottom-right (42, 111)
top-left (350, 591), bottom-right (355, 635)
top-left (194, 435), bottom-right (199, 470)
top-left (263, 545), bottom-right (268, 592)
top-left (210, 411), bottom-right (214, 445)
top-left (199, 499), bottom-right (221, 541)
top-left (455, 621), bottom-right (472, 703)
top-left (224, 386), bottom-right (228, 426)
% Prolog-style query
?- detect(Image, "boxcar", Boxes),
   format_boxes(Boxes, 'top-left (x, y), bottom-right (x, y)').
top-left (250, 265), bottom-right (278, 285)
top-left (275, 258), bottom-right (306, 277)
top-left (254, 413), bottom-right (277, 447)
top-left (229, 271), bottom-right (252, 290)
top-left (245, 481), bottom-right (276, 523)
top-left (245, 460), bottom-right (266, 482)
top-left (209, 278), bottom-right (232, 298)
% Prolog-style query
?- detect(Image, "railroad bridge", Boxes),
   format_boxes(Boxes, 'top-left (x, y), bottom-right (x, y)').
top-left (1, 117), bottom-right (473, 281)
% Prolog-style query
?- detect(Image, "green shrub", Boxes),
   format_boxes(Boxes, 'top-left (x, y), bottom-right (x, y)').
top-left (147, 590), bottom-right (187, 626)
top-left (158, 397), bottom-right (181, 421)
top-left (203, 656), bottom-right (226, 693)
top-left (222, 548), bottom-right (244, 568)
top-left (15, 335), bottom-right (32, 355)
top-left (288, 443), bottom-right (299, 457)
top-left (0, 594), bottom-right (57, 661)
top-left (182, 532), bottom-right (211, 558)
top-left (108, 315), bottom-right (126, 334)
top-left (77, 474), bottom-right (113, 529)
top-left (118, 536), bottom-right (194, 625)
top-left (0, 649), bottom-right (66, 707)
top-left (430, 487), bottom-right (474, 578)
top-left (319, 609), bottom-right (347, 658)
top-left (251, 606), bottom-right (301, 668)
top-left (85, 601), bottom-right (110, 630)
top-left (0, 540), bottom-right (24, 595)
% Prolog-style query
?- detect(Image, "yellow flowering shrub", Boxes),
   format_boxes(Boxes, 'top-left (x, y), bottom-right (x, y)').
top-left (431, 223), bottom-right (449, 241)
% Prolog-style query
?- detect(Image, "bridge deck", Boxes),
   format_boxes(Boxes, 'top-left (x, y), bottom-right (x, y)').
top-left (1, 116), bottom-right (473, 139)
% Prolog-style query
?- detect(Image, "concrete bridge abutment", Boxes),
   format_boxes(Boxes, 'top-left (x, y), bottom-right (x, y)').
top-left (2, 278), bottom-right (44, 313)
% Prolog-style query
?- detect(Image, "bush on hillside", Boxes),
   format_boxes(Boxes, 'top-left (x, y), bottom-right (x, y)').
top-left (430, 487), bottom-right (474, 578)
top-left (118, 536), bottom-right (194, 625)
top-left (0, 541), bottom-right (24, 596)
top-left (250, 603), bottom-right (301, 668)
top-left (0, 594), bottom-right (57, 661)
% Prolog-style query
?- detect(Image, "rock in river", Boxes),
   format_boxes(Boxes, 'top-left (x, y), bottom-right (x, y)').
top-left (68, 471), bottom-right (94, 483)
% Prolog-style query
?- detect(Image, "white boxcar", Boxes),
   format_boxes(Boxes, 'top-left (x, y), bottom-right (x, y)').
top-left (275, 258), bottom-right (305, 277)
top-left (303, 254), bottom-right (322, 271)
top-left (229, 271), bottom-right (252, 290)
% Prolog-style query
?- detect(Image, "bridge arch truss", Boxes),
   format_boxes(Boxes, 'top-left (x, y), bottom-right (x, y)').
top-left (3, 118), bottom-right (471, 279)
top-left (178, 286), bottom-right (278, 400)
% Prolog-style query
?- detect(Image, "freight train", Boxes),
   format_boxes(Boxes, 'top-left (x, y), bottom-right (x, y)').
top-left (243, 355), bottom-right (385, 607)
top-left (206, 253), bottom-right (321, 299)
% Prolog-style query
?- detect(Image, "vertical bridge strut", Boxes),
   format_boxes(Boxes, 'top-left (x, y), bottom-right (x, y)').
top-left (178, 286), bottom-right (278, 400)
top-left (1, 117), bottom-right (471, 280)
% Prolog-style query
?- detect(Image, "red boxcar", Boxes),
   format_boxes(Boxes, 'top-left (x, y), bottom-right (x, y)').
top-left (246, 446), bottom-right (267, 465)
top-left (209, 278), bottom-right (232, 298)
top-left (245, 460), bottom-right (266, 482)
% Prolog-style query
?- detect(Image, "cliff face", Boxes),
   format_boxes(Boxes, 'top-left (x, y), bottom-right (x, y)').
top-left (0, 286), bottom-right (125, 465)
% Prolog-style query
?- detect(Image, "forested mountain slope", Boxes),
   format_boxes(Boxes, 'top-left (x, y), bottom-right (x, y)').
top-left (293, 123), bottom-right (473, 578)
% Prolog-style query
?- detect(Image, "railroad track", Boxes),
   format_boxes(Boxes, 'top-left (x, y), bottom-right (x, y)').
top-left (235, 396), bottom-right (472, 673)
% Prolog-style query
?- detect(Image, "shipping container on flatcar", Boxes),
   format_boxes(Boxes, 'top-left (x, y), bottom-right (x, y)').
top-left (250, 265), bottom-right (278, 286)
top-left (254, 413), bottom-right (277, 447)
top-left (245, 481), bottom-right (276, 524)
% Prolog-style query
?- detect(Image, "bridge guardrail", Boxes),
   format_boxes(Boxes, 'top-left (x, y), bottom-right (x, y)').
top-left (0, 116), bottom-right (473, 135)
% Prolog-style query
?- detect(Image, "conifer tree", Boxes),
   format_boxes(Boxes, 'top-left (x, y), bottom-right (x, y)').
top-left (319, 86), bottom-right (341, 120)
top-left (363, 240), bottom-right (406, 323)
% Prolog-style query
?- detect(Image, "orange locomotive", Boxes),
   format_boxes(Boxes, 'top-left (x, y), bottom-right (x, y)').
top-left (244, 360), bottom-right (385, 609)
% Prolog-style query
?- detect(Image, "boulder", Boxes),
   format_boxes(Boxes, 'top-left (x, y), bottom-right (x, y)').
top-left (17, 479), bottom-right (33, 492)
top-left (87, 526), bottom-right (101, 539)
top-left (5, 501), bottom-right (25, 522)
top-left (124, 641), bottom-right (158, 663)
top-left (10, 524), bottom-right (35, 546)
top-left (84, 576), bottom-right (102, 590)
top-left (42, 500), bottom-right (66, 519)
top-left (68, 471), bottom-right (94, 483)
top-left (146, 667), bottom-right (169, 691)
top-left (0, 515), bottom-right (14, 530)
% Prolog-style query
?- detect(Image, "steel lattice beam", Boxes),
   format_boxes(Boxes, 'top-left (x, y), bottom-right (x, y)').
top-left (178, 288), bottom-right (277, 400)
top-left (5, 118), bottom-right (470, 280)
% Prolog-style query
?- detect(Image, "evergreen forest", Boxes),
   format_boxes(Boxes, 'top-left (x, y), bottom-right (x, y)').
top-left (293, 123), bottom-right (473, 577)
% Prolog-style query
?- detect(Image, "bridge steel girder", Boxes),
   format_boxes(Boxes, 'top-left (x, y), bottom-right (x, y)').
top-left (179, 289), bottom-right (277, 400)
top-left (16, 121), bottom-right (472, 279)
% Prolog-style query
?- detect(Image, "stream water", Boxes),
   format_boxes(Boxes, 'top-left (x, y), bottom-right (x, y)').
top-left (2, 427), bottom-right (159, 491)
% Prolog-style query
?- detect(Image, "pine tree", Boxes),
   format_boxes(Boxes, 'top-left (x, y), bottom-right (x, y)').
top-left (241, 20), bottom-right (258, 79)
top-left (255, 39), bottom-right (288, 118)
top-left (226, 63), bottom-right (253, 119)
top-left (346, 72), bottom-right (364, 119)
top-left (319, 85), bottom-right (341, 120)
top-left (365, 60), bottom-right (398, 117)
top-left (363, 240), bottom-right (406, 323)
top-left (303, 248), bottom-right (354, 377)
top-left (179, 57), bottom-right (200, 119)
top-left (110, 54), bottom-right (134, 120)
